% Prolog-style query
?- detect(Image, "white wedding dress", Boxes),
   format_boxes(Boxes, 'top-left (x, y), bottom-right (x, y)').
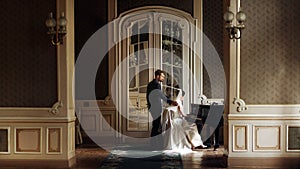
top-left (161, 92), bottom-right (205, 150)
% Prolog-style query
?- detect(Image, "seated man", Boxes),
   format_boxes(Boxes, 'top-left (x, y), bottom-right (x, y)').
top-left (162, 89), bottom-right (206, 150)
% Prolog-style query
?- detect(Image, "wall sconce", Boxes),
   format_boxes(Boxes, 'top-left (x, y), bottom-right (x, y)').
top-left (45, 12), bottom-right (67, 46)
top-left (224, 7), bottom-right (246, 40)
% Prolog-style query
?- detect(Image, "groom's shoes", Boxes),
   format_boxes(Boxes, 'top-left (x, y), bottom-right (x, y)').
top-left (192, 145), bottom-right (207, 150)
top-left (213, 144), bottom-right (220, 151)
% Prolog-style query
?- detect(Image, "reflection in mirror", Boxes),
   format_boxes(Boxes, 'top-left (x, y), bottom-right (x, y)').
top-left (128, 20), bottom-right (150, 131)
top-left (161, 20), bottom-right (183, 97)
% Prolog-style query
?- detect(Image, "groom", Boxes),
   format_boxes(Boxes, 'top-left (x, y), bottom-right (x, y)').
top-left (147, 70), bottom-right (178, 138)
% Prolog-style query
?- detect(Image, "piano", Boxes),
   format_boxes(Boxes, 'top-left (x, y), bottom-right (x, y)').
top-left (189, 103), bottom-right (224, 149)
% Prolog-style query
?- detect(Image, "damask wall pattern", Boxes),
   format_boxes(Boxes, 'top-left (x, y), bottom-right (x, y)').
top-left (75, 0), bottom-right (108, 100)
top-left (117, 0), bottom-right (193, 16)
top-left (240, 0), bottom-right (300, 104)
top-left (0, 0), bottom-right (57, 107)
top-left (202, 0), bottom-right (225, 99)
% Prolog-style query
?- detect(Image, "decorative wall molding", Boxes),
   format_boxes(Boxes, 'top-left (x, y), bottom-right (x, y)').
top-left (225, 0), bottom-right (300, 163)
top-left (109, 1), bottom-right (203, 137)
top-left (15, 128), bottom-right (42, 154)
top-left (286, 125), bottom-right (300, 152)
top-left (242, 105), bottom-right (300, 114)
top-left (0, 0), bottom-right (57, 108)
top-left (76, 99), bottom-right (116, 109)
top-left (78, 110), bottom-right (99, 136)
top-left (253, 126), bottom-right (281, 151)
top-left (0, 0), bottom-right (77, 125)
top-left (229, 0), bottom-right (300, 113)
top-left (76, 105), bottom-right (116, 137)
top-left (227, 0), bottom-right (243, 113)
top-left (103, 96), bottom-right (114, 106)
top-left (199, 94), bottom-right (209, 105)
top-left (229, 120), bottom-right (300, 158)
top-left (228, 114), bottom-right (300, 121)
top-left (0, 0), bottom-right (75, 166)
top-left (240, 0), bottom-right (300, 104)
top-left (199, 94), bottom-right (224, 105)
top-left (233, 98), bottom-right (248, 112)
top-left (46, 127), bottom-right (62, 154)
top-left (68, 124), bottom-right (75, 153)
top-left (0, 117), bottom-right (76, 123)
top-left (233, 125), bottom-right (248, 152)
top-left (114, 6), bottom-right (197, 137)
top-left (0, 127), bottom-right (10, 154)
top-left (49, 101), bottom-right (63, 115)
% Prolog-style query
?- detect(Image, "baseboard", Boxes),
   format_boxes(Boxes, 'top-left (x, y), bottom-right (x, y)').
top-left (0, 157), bottom-right (76, 169)
top-left (228, 157), bottom-right (300, 169)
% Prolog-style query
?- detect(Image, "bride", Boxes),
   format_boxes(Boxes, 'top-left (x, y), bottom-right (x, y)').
top-left (161, 89), bottom-right (206, 150)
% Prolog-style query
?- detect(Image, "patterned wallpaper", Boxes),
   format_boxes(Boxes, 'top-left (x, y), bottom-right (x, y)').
top-left (117, 0), bottom-right (193, 16)
top-left (75, 0), bottom-right (108, 100)
top-left (202, 0), bottom-right (225, 99)
top-left (0, 0), bottom-right (57, 107)
top-left (240, 0), bottom-right (300, 104)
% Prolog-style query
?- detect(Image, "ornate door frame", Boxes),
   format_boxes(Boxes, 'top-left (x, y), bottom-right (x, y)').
top-left (112, 6), bottom-right (199, 138)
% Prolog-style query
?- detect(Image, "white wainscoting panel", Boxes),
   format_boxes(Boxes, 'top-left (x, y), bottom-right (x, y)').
top-left (79, 110), bottom-right (99, 136)
top-left (253, 125), bottom-right (281, 151)
top-left (77, 108), bottom-right (116, 137)
top-left (233, 125), bottom-right (248, 152)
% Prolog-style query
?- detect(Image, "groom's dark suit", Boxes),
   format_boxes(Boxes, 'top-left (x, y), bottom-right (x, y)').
top-left (146, 79), bottom-right (172, 137)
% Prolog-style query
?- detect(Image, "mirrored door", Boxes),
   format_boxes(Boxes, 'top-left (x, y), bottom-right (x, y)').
top-left (161, 20), bottom-right (183, 99)
top-left (117, 8), bottom-right (195, 138)
top-left (156, 14), bottom-right (191, 113)
top-left (125, 19), bottom-right (153, 137)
